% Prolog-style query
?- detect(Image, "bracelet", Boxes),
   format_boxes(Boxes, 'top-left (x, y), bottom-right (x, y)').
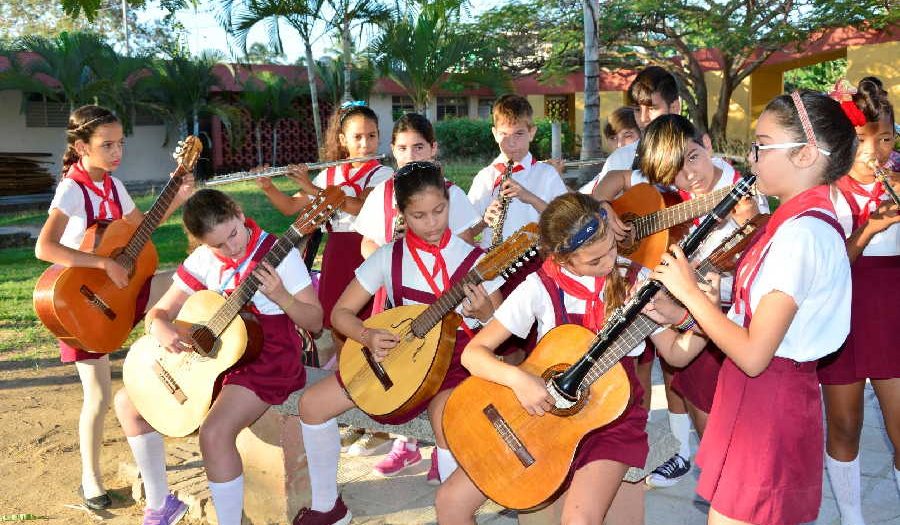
top-left (673, 309), bottom-right (690, 327)
top-left (674, 314), bottom-right (696, 333)
top-left (359, 327), bottom-right (371, 345)
top-left (280, 295), bottom-right (296, 312)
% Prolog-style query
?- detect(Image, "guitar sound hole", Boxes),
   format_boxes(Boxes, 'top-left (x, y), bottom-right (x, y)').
top-left (190, 325), bottom-right (217, 356)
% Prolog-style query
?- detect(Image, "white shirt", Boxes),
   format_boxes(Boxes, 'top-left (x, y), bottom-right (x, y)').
top-left (578, 141), bottom-right (639, 194)
top-left (355, 234), bottom-right (505, 330)
top-left (312, 163), bottom-right (393, 232)
top-left (352, 180), bottom-right (480, 247)
top-left (49, 176), bottom-right (137, 249)
top-left (173, 235), bottom-right (312, 316)
top-left (726, 213), bottom-right (851, 362)
top-left (494, 258), bottom-right (650, 356)
top-left (468, 152), bottom-right (568, 249)
top-left (831, 183), bottom-right (900, 257)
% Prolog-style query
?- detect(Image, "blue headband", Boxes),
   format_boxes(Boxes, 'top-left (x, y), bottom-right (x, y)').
top-left (558, 210), bottom-right (606, 254)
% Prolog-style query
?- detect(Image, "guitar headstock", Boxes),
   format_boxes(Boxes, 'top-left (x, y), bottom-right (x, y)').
top-left (478, 222), bottom-right (540, 280)
top-left (290, 186), bottom-right (347, 236)
top-left (172, 136), bottom-right (203, 177)
top-left (706, 213), bottom-right (770, 272)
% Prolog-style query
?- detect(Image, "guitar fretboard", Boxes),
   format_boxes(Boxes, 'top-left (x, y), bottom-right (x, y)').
top-left (410, 272), bottom-right (484, 338)
top-left (121, 174), bottom-right (184, 264)
top-left (630, 185), bottom-right (733, 241)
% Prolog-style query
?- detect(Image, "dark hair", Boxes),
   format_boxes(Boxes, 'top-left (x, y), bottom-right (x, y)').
top-left (182, 189), bottom-right (243, 239)
top-left (628, 66), bottom-right (679, 107)
top-left (492, 94), bottom-right (534, 127)
top-left (394, 161), bottom-right (449, 212)
top-left (853, 77), bottom-right (894, 125)
top-left (638, 114), bottom-right (704, 185)
top-left (60, 105), bottom-right (120, 177)
top-left (604, 106), bottom-right (639, 139)
top-left (763, 91), bottom-right (857, 184)
top-left (323, 105), bottom-right (379, 161)
top-left (392, 113), bottom-right (435, 145)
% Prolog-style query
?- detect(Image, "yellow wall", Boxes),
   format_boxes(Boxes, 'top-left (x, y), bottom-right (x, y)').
top-left (748, 68), bottom-right (784, 141)
top-left (847, 40), bottom-right (900, 108)
top-left (705, 71), bottom-right (753, 143)
top-left (527, 95), bottom-right (545, 120)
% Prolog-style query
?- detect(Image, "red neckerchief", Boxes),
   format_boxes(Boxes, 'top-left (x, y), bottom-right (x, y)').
top-left (492, 155), bottom-right (537, 188)
top-left (733, 185), bottom-right (835, 317)
top-left (66, 161), bottom-right (122, 220)
top-left (835, 174), bottom-right (884, 228)
top-left (677, 167), bottom-right (741, 226)
top-left (326, 159), bottom-right (380, 196)
top-left (215, 218), bottom-right (264, 290)
top-left (540, 259), bottom-right (606, 332)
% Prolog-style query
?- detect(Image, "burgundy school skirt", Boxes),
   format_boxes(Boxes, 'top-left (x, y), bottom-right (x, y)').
top-left (569, 356), bottom-right (649, 476)
top-left (697, 357), bottom-right (822, 525)
top-left (60, 277), bottom-right (153, 362)
top-left (336, 328), bottom-right (472, 425)
top-left (818, 254), bottom-right (900, 384)
top-left (671, 344), bottom-right (725, 414)
top-left (318, 231), bottom-right (372, 329)
top-left (222, 313), bottom-right (306, 405)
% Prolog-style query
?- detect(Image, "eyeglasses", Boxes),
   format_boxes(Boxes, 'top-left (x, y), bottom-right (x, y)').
top-left (750, 141), bottom-right (831, 163)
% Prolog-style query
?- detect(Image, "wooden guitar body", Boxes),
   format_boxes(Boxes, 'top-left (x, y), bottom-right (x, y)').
top-left (33, 219), bottom-right (158, 353)
top-left (442, 324), bottom-right (631, 510)
top-left (122, 290), bottom-right (262, 437)
top-left (611, 183), bottom-right (688, 269)
top-left (339, 304), bottom-right (460, 423)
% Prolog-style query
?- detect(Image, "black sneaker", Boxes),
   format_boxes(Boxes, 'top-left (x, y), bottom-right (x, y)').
top-left (645, 454), bottom-right (691, 488)
top-left (79, 486), bottom-right (112, 510)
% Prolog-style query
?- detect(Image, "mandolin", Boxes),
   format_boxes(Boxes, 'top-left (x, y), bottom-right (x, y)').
top-left (122, 188), bottom-right (345, 437)
top-left (33, 137), bottom-right (202, 354)
top-left (338, 223), bottom-right (540, 424)
top-left (442, 177), bottom-right (757, 510)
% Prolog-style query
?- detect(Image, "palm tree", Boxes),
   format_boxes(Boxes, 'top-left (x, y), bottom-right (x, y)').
top-left (368, 0), bottom-right (507, 119)
top-left (326, 0), bottom-right (390, 102)
top-left (580, 0), bottom-right (602, 164)
top-left (219, 0), bottom-right (327, 150)
top-left (238, 71), bottom-right (306, 165)
top-left (316, 54), bottom-right (376, 106)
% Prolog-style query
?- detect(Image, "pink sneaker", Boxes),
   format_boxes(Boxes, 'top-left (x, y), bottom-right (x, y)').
top-left (373, 439), bottom-right (422, 477)
top-left (142, 494), bottom-right (188, 525)
top-left (426, 452), bottom-right (440, 485)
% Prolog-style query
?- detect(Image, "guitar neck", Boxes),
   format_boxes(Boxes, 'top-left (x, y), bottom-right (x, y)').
top-left (121, 174), bottom-right (184, 262)
top-left (206, 226), bottom-right (304, 336)
top-left (631, 185), bottom-right (733, 241)
top-left (411, 270), bottom-right (484, 338)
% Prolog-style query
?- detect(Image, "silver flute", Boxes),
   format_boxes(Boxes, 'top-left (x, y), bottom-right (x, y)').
top-left (205, 154), bottom-right (386, 186)
top-left (561, 157), bottom-right (608, 168)
top-left (870, 159), bottom-right (900, 206)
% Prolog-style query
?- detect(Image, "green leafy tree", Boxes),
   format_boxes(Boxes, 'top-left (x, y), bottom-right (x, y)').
top-left (316, 55), bottom-right (376, 106)
top-left (326, 0), bottom-right (390, 102)
top-left (783, 58), bottom-right (847, 92)
top-left (245, 42), bottom-right (287, 64)
top-left (239, 71), bottom-right (306, 164)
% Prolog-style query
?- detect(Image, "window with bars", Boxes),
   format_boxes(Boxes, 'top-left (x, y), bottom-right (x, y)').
top-left (436, 96), bottom-right (469, 121)
top-left (391, 95), bottom-right (415, 120)
top-left (477, 98), bottom-right (494, 120)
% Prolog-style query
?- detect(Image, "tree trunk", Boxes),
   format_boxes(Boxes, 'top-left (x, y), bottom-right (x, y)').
top-left (341, 21), bottom-right (353, 103)
top-left (255, 122), bottom-right (262, 166)
top-left (580, 0), bottom-right (601, 179)
top-left (708, 70), bottom-right (735, 149)
top-left (304, 41), bottom-right (324, 152)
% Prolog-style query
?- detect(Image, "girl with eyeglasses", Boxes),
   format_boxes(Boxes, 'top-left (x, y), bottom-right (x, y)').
top-left (293, 162), bottom-right (503, 525)
top-left (34, 104), bottom-right (194, 511)
top-left (651, 91), bottom-right (856, 524)
top-left (817, 77), bottom-right (900, 524)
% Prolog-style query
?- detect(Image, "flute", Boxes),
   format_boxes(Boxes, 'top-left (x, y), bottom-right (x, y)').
top-left (870, 160), bottom-right (900, 206)
top-left (205, 154), bottom-right (386, 186)
top-left (560, 157), bottom-right (608, 168)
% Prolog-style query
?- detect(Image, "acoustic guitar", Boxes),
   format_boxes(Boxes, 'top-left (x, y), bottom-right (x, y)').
top-left (33, 137), bottom-right (202, 354)
top-left (338, 223), bottom-right (540, 424)
top-left (611, 182), bottom-right (733, 268)
top-left (443, 211), bottom-right (766, 511)
top-left (122, 188), bottom-right (345, 437)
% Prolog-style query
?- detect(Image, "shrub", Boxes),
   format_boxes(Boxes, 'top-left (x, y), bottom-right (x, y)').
top-left (434, 117), bottom-right (575, 160)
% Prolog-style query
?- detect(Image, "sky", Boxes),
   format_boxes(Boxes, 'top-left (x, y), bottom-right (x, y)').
top-left (136, 0), bottom-right (507, 63)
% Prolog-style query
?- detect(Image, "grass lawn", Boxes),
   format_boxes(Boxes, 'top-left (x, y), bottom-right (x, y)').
top-left (0, 159), bottom-right (488, 360)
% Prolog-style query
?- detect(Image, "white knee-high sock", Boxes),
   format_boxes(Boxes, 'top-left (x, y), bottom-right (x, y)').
top-left (126, 431), bottom-right (169, 510)
top-left (825, 454), bottom-right (866, 525)
top-left (668, 412), bottom-right (692, 459)
top-left (435, 447), bottom-right (458, 482)
top-left (209, 475), bottom-right (244, 525)
top-left (301, 419), bottom-right (340, 512)
top-left (894, 467), bottom-right (899, 497)
top-left (75, 357), bottom-right (112, 498)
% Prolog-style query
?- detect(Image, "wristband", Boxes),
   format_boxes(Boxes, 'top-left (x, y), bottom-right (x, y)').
top-left (673, 309), bottom-right (690, 327)
top-left (674, 313), bottom-right (696, 333)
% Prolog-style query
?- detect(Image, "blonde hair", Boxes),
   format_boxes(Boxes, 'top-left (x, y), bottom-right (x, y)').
top-left (492, 94), bottom-right (534, 128)
top-left (637, 114), bottom-right (703, 186)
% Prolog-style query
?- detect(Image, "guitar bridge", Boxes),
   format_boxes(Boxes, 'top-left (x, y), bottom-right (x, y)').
top-left (153, 361), bottom-right (188, 404)
top-left (483, 404), bottom-right (534, 468)
top-left (80, 285), bottom-right (116, 321)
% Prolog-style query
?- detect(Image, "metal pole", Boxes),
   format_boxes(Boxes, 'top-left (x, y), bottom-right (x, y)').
top-left (551, 122), bottom-right (562, 160)
top-left (121, 0), bottom-right (130, 56)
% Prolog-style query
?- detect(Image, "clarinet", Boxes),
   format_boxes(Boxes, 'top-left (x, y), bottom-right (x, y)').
top-left (870, 160), bottom-right (900, 206)
top-left (490, 160), bottom-right (515, 250)
top-left (548, 173), bottom-right (758, 404)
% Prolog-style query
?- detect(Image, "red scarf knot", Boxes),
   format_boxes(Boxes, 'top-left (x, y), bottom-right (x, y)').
top-left (326, 159), bottom-right (381, 196)
top-left (541, 259), bottom-right (606, 332)
top-left (66, 161), bottom-right (122, 220)
top-left (214, 218), bottom-right (264, 291)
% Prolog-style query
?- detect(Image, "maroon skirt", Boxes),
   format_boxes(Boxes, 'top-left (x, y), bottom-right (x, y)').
top-left (818, 254), bottom-right (900, 384)
top-left (336, 328), bottom-right (472, 425)
top-left (671, 344), bottom-right (725, 414)
top-left (697, 357), bottom-right (822, 525)
top-left (60, 277), bottom-right (152, 362)
top-left (223, 313), bottom-right (306, 405)
top-left (569, 356), bottom-right (649, 476)
top-left (318, 231), bottom-right (372, 329)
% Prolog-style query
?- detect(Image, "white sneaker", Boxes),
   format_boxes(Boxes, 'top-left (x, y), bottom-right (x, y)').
top-left (339, 426), bottom-right (364, 453)
top-left (346, 431), bottom-right (392, 457)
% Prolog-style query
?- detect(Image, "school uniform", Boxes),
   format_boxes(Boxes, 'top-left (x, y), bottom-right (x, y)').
top-left (492, 258), bottom-right (651, 482)
top-left (338, 231), bottom-right (504, 424)
top-left (49, 162), bottom-right (149, 362)
top-left (578, 141), bottom-right (639, 194)
top-left (697, 187), bottom-right (850, 525)
top-left (818, 177), bottom-right (900, 383)
top-left (173, 219), bottom-right (312, 405)
top-left (312, 160), bottom-right (393, 328)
